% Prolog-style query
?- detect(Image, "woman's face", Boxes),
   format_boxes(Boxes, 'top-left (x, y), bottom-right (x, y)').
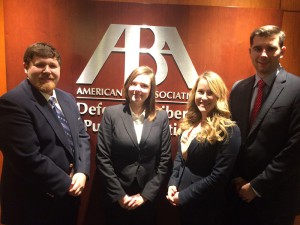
top-left (194, 78), bottom-right (217, 117)
top-left (128, 74), bottom-right (151, 106)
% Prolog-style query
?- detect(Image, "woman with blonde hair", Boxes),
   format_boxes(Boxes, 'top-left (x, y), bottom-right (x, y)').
top-left (167, 71), bottom-right (241, 225)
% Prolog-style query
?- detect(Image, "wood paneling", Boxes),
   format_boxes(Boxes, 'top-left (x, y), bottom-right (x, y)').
top-left (281, 11), bottom-right (300, 76)
top-left (0, 0), bottom-right (6, 96)
top-left (0, 0), bottom-right (5, 204)
top-left (0, 1), bottom-right (4, 223)
top-left (1, 1), bottom-right (300, 225)
top-left (281, 0), bottom-right (300, 11)
top-left (92, 0), bottom-right (281, 8)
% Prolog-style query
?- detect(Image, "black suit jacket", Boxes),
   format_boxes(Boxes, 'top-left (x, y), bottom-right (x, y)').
top-left (229, 69), bottom-right (300, 218)
top-left (168, 126), bottom-right (240, 205)
top-left (96, 103), bottom-right (171, 203)
top-left (0, 80), bottom-right (90, 225)
top-left (168, 126), bottom-right (240, 225)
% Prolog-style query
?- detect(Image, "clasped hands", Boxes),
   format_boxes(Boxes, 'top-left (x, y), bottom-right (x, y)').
top-left (166, 185), bottom-right (179, 206)
top-left (233, 177), bottom-right (257, 203)
top-left (119, 193), bottom-right (146, 210)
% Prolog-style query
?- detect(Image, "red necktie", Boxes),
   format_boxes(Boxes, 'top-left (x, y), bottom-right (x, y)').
top-left (250, 79), bottom-right (265, 125)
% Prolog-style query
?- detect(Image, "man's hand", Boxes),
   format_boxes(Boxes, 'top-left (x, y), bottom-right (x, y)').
top-left (68, 173), bottom-right (87, 196)
top-left (232, 177), bottom-right (248, 192)
top-left (232, 177), bottom-right (256, 203)
top-left (239, 182), bottom-right (257, 203)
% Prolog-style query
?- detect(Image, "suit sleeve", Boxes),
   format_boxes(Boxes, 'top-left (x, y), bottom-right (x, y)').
top-left (96, 108), bottom-right (126, 202)
top-left (168, 137), bottom-right (183, 187)
top-left (0, 98), bottom-right (72, 197)
top-left (141, 111), bottom-right (172, 201)
top-left (251, 90), bottom-right (300, 196)
top-left (179, 126), bottom-right (241, 205)
top-left (68, 94), bottom-right (91, 177)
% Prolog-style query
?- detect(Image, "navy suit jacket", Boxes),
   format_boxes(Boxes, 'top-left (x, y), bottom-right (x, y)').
top-left (96, 103), bottom-right (171, 203)
top-left (229, 69), bottom-right (300, 217)
top-left (168, 126), bottom-right (241, 206)
top-left (0, 79), bottom-right (90, 225)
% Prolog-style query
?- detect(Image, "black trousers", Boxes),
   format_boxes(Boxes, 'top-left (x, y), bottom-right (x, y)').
top-left (103, 178), bottom-right (157, 225)
top-left (104, 200), bottom-right (156, 225)
top-left (229, 195), bottom-right (295, 225)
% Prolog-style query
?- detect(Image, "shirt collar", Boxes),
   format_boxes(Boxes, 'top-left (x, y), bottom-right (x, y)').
top-left (129, 106), bottom-right (145, 122)
top-left (41, 90), bottom-right (57, 102)
top-left (254, 65), bottom-right (282, 88)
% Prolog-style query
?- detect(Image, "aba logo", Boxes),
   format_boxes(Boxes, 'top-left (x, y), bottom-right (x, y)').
top-left (77, 24), bottom-right (198, 88)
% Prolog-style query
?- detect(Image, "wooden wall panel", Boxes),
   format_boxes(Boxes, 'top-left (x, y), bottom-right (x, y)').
top-left (281, 0), bottom-right (300, 11)
top-left (92, 0), bottom-right (281, 8)
top-left (0, 1), bottom-right (5, 223)
top-left (281, 11), bottom-right (300, 76)
top-left (1, 1), bottom-right (300, 225)
top-left (0, 0), bottom-right (6, 96)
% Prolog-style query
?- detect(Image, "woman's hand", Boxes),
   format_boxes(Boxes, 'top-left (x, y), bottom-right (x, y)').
top-left (166, 186), bottom-right (179, 206)
top-left (119, 194), bottom-right (147, 210)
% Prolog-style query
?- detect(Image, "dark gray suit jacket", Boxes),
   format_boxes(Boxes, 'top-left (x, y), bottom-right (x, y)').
top-left (229, 69), bottom-right (300, 218)
top-left (0, 79), bottom-right (90, 225)
top-left (96, 103), bottom-right (171, 203)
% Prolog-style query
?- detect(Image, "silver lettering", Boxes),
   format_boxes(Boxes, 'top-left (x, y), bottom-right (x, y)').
top-left (77, 24), bottom-right (198, 88)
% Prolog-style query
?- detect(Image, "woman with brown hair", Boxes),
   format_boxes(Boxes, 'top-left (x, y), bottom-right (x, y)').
top-left (96, 66), bottom-right (171, 225)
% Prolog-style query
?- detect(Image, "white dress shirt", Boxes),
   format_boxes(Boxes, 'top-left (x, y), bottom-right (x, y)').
top-left (130, 107), bottom-right (145, 144)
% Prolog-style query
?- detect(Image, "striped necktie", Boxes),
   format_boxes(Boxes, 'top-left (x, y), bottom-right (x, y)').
top-left (49, 97), bottom-right (74, 153)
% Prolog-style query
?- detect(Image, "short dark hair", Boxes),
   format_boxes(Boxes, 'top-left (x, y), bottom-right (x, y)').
top-left (250, 25), bottom-right (286, 47)
top-left (23, 42), bottom-right (62, 67)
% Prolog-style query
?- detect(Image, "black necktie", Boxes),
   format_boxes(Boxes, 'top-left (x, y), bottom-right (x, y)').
top-left (49, 97), bottom-right (74, 153)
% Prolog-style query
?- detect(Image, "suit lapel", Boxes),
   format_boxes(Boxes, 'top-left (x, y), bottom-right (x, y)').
top-left (248, 70), bottom-right (286, 137)
top-left (139, 117), bottom-right (152, 146)
top-left (39, 103), bottom-right (73, 156)
top-left (188, 138), bottom-right (200, 156)
top-left (23, 81), bottom-right (74, 158)
top-left (56, 91), bottom-right (77, 156)
top-left (236, 77), bottom-right (254, 138)
top-left (121, 105), bottom-right (139, 149)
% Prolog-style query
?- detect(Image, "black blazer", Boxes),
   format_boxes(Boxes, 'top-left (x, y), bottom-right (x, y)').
top-left (0, 80), bottom-right (90, 225)
top-left (229, 69), bottom-right (300, 217)
top-left (168, 126), bottom-right (241, 205)
top-left (96, 103), bottom-right (171, 203)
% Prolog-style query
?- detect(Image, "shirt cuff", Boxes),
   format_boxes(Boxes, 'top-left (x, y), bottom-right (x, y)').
top-left (250, 184), bottom-right (261, 197)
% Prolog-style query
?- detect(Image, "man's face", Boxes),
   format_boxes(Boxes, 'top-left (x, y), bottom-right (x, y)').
top-left (24, 56), bottom-right (60, 95)
top-left (249, 34), bottom-right (285, 78)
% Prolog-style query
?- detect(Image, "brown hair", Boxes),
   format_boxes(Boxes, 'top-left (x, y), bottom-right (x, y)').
top-left (250, 25), bottom-right (286, 47)
top-left (23, 42), bottom-right (62, 68)
top-left (124, 66), bottom-right (157, 121)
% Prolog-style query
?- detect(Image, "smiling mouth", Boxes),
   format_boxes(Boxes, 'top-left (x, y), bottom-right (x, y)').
top-left (258, 61), bottom-right (269, 65)
top-left (40, 78), bottom-right (55, 83)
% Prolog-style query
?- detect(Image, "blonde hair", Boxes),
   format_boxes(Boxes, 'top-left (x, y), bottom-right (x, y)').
top-left (178, 71), bottom-right (235, 144)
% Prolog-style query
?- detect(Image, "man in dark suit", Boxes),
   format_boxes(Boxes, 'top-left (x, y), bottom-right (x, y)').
top-left (0, 42), bottom-right (91, 225)
top-left (229, 25), bottom-right (300, 225)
